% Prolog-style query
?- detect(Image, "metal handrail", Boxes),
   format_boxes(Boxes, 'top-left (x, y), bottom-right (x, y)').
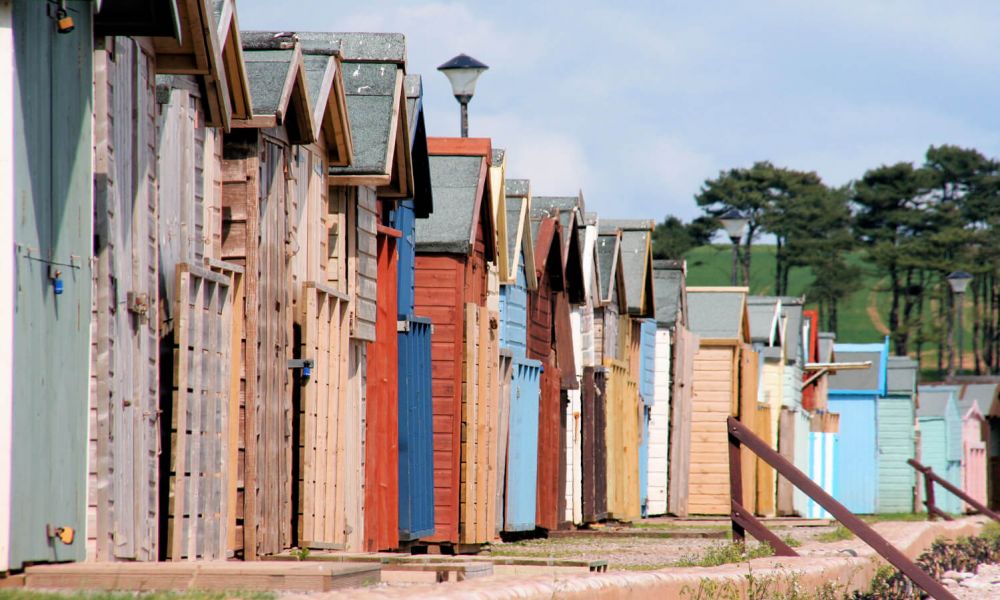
top-left (907, 458), bottom-right (1000, 523)
top-left (727, 416), bottom-right (956, 600)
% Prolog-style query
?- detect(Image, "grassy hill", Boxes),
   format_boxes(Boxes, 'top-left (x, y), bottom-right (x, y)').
top-left (682, 246), bottom-right (968, 374)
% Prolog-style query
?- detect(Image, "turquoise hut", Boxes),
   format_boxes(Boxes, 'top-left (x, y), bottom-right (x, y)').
top-left (917, 385), bottom-right (963, 515)
top-left (878, 357), bottom-right (918, 513)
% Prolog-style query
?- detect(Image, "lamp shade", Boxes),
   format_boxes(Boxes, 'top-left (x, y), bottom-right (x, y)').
top-left (719, 208), bottom-right (749, 241)
top-left (438, 53), bottom-right (488, 99)
top-left (947, 271), bottom-right (973, 294)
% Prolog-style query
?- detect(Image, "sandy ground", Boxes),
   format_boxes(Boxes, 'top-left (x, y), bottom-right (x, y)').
top-left (942, 564), bottom-right (1000, 599)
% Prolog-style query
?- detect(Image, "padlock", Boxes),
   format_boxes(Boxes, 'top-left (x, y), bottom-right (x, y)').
top-left (56, 8), bottom-right (74, 34)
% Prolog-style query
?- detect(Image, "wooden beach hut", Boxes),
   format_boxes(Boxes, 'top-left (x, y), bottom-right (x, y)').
top-left (393, 74), bottom-right (436, 544)
top-left (960, 383), bottom-right (1000, 508)
top-left (532, 195), bottom-right (588, 526)
top-left (685, 287), bottom-right (756, 516)
top-left (498, 179), bottom-right (542, 532)
top-left (651, 260), bottom-right (696, 517)
top-left (917, 385), bottom-right (963, 515)
top-left (414, 137), bottom-right (499, 550)
top-left (956, 385), bottom-right (988, 509)
top-left (746, 296), bottom-right (783, 516)
top-left (878, 357), bottom-right (918, 513)
top-left (528, 205), bottom-right (580, 530)
top-left (804, 330), bottom-right (839, 519)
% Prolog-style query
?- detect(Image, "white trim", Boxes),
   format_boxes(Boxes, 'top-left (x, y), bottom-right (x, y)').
top-left (0, 0), bottom-right (15, 572)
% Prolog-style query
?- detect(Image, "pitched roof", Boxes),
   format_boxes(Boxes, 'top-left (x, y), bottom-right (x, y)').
top-left (596, 232), bottom-right (623, 306)
top-left (489, 150), bottom-right (509, 283)
top-left (404, 74), bottom-right (432, 217)
top-left (686, 288), bottom-right (748, 340)
top-left (960, 383), bottom-right (999, 416)
top-left (917, 385), bottom-right (959, 418)
top-left (653, 260), bottom-right (684, 328)
top-left (238, 43), bottom-right (315, 144)
top-left (780, 297), bottom-right (804, 363)
top-left (603, 220), bottom-right (655, 317)
top-left (886, 356), bottom-right (918, 396)
top-left (313, 33), bottom-right (411, 195)
top-left (818, 332), bottom-right (836, 363)
top-left (504, 180), bottom-right (538, 289)
top-left (415, 138), bottom-right (494, 257)
top-left (747, 296), bottom-right (782, 346)
top-left (214, 0), bottom-right (252, 122)
top-left (828, 343), bottom-right (886, 392)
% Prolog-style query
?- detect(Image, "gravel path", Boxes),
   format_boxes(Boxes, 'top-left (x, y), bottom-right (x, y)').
top-left (941, 564), bottom-right (1000, 599)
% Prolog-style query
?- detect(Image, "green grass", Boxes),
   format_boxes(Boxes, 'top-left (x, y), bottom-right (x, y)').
top-left (673, 542), bottom-right (774, 567)
top-left (860, 512), bottom-right (930, 523)
top-left (981, 521), bottom-right (1000, 543)
top-left (816, 524), bottom-right (855, 542)
top-left (0, 593), bottom-right (273, 600)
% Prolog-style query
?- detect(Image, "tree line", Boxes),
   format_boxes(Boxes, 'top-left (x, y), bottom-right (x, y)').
top-left (653, 145), bottom-right (1000, 374)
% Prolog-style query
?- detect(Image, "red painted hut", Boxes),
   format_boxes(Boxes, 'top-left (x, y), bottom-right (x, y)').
top-left (414, 137), bottom-right (499, 549)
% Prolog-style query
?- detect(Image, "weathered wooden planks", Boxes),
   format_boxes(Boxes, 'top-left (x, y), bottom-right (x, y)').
top-left (90, 36), bottom-right (160, 561)
top-left (603, 359), bottom-right (641, 522)
top-left (755, 403), bottom-right (775, 516)
top-left (168, 264), bottom-right (234, 560)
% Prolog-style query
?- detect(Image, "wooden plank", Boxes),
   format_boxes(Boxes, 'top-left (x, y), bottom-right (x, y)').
top-left (171, 269), bottom-right (191, 561)
top-left (462, 304), bottom-right (477, 543)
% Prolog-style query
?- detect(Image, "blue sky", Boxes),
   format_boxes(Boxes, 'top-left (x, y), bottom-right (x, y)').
top-left (238, 1), bottom-right (1000, 222)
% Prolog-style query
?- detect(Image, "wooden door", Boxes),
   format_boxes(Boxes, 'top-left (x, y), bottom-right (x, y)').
top-left (91, 37), bottom-right (160, 561)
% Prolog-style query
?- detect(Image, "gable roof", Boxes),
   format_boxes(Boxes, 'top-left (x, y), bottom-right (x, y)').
top-left (818, 332), bottom-right (836, 363)
top-left (504, 180), bottom-right (538, 290)
top-left (533, 195), bottom-right (586, 304)
top-left (686, 287), bottom-right (749, 341)
top-left (747, 296), bottom-right (783, 347)
top-left (415, 138), bottom-right (495, 258)
top-left (601, 220), bottom-right (655, 317)
top-left (596, 232), bottom-right (626, 308)
top-left (404, 75), bottom-right (432, 218)
top-left (214, 0), bottom-right (252, 121)
top-left (489, 150), bottom-right (509, 284)
top-left (917, 385), bottom-right (959, 419)
top-left (320, 34), bottom-right (413, 196)
top-left (961, 383), bottom-right (999, 417)
top-left (828, 339), bottom-right (889, 394)
top-left (780, 297), bottom-right (805, 364)
top-left (234, 42), bottom-right (315, 144)
top-left (886, 356), bottom-right (918, 396)
top-left (653, 260), bottom-right (685, 328)
top-left (242, 32), bottom-right (353, 163)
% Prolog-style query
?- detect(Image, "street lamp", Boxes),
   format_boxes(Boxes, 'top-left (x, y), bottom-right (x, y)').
top-left (719, 209), bottom-right (749, 286)
top-left (438, 53), bottom-right (489, 138)
top-left (946, 271), bottom-right (973, 380)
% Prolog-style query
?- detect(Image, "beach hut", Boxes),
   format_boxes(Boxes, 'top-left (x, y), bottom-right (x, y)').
top-left (957, 385), bottom-right (988, 509)
top-left (778, 297), bottom-right (811, 517)
top-left (960, 383), bottom-right (1000, 508)
top-left (572, 212), bottom-right (601, 522)
top-left (533, 195), bottom-right (589, 526)
top-left (803, 329), bottom-right (839, 519)
top-left (917, 385), bottom-right (963, 515)
top-left (878, 357), bottom-right (918, 513)
top-left (685, 287), bottom-right (756, 516)
top-left (747, 296), bottom-right (783, 516)
top-left (826, 339), bottom-right (888, 514)
top-left (393, 74), bottom-right (436, 545)
top-left (651, 261), bottom-right (697, 517)
top-left (528, 205), bottom-right (580, 530)
top-left (498, 180), bottom-right (542, 532)
top-left (414, 137), bottom-right (499, 549)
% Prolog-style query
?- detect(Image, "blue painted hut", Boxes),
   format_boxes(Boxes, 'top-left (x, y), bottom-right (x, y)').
top-left (878, 357), bottom-right (918, 513)
top-left (393, 74), bottom-right (436, 544)
top-left (917, 385), bottom-right (963, 515)
top-left (638, 318), bottom-right (657, 515)
top-left (497, 179), bottom-right (543, 532)
top-left (827, 338), bottom-right (889, 514)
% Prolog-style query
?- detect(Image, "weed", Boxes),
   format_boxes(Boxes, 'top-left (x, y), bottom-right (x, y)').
top-left (782, 534), bottom-right (802, 548)
top-left (290, 546), bottom-right (310, 561)
top-left (674, 541), bottom-right (774, 567)
top-left (816, 524), bottom-right (854, 542)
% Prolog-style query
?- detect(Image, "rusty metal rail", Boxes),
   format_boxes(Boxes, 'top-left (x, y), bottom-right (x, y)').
top-left (727, 416), bottom-right (956, 600)
top-left (908, 458), bottom-right (1000, 523)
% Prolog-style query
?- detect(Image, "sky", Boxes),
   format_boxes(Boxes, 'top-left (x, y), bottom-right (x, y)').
top-left (237, 1), bottom-right (1000, 223)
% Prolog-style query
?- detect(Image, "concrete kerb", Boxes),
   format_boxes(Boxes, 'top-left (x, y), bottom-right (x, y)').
top-left (285, 517), bottom-right (986, 600)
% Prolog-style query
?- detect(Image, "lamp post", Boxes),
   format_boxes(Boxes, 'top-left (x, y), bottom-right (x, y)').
top-left (437, 53), bottom-right (488, 138)
top-left (719, 209), bottom-right (749, 286)
top-left (946, 271), bottom-right (973, 380)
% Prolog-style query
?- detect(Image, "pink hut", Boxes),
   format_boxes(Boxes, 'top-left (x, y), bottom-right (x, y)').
top-left (958, 386), bottom-right (989, 509)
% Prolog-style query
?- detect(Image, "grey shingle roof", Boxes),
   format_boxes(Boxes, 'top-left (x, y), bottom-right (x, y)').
top-left (747, 297), bottom-right (780, 345)
top-left (818, 332), bottom-right (835, 363)
top-left (242, 48), bottom-right (296, 116)
top-left (961, 383), bottom-right (998, 416)
top-left (918, 386), bottom-right (958, 418)
top-left (687, 290), bottom-right (744, 339)
top-left (828, 349), bottom-right (883, 391)
top-left (303, 32), bottom-right (405, 63)
top-left (780, 297), bottom-right (804, 363)
top-left (596, 234), bottom-right (619, 303)
top-left (414, 154), bottom-right (483, 253)
top-left (505, 197), bottom-right (523, 265)
top-left (615, 227), bottom-right (652, 315)
top-left (652, 261), bottom-right (683, 327)
top-left (533, 196), bottom-right (580, 255)
top-left (328, 61), bottom-right (399, 176)
top-left (506, 179), bottom-right (529, 197)
top-left (886, 356), bottom-right (918, 395)
top-left (302, 54), bottom-right (332, 112)
top-left (491, 149), bottom-right (505, 168)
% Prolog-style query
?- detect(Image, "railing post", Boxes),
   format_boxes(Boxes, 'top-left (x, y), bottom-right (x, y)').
top-left (907, 458), bottom-right (998, 522)
top-left (728, 428), bottom-right (745, 544)
top-left (924, 465), bottom-right (938, 521)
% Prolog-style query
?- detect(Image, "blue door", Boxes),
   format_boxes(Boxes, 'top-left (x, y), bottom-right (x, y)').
top-left (505, 358), bottom-right (542, 531)
top-left (830, 395), bottom-right (878, 513)
top-left (397, 318), bottom-right (435, 540)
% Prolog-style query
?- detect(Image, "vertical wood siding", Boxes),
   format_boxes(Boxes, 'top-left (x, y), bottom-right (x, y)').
top-left (353, 187), bottom-right (377, 341)
top-left (364, 233), bottom-right (399, 551)
top-left (688, 346), bottom-right (735, 515)
top-left (90, 38), bottom-right (160, 562)
top-left (647, 329), bottom-right (670, 516)
top-left (581, 367), bottom-right (607, 522)
top-left (830, 395), bottom-right (878, 514)
top-left (397, 318), bottom-right (435, 540)
top-left (505, 358), bottom-right (542, 531)
top-left (535, 358), bottom-right (564, 529)
top-left (668, 327), bottom-right (697, 517)
top-left (604, 359), bottom-right (641, 521)
top-left (877, 395), bottom-right (916, 513)
top-left (495, 356), bottom-right (513, 533)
